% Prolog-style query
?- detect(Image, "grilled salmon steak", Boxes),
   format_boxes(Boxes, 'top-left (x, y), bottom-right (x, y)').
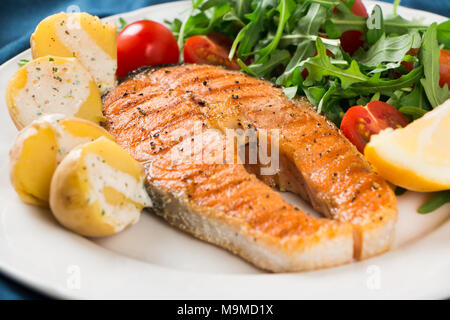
top-left (103, 64), bottom-right (397, 272)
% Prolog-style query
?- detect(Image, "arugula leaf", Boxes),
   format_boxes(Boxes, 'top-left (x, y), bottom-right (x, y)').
top-left (230, 0), bottom-right (277, 59)
top-left (437, 20), bottom-right (450, 49)
top-left (324, 19), bottom-right (341, 39)
top-left (283, 86), bottom-right (298, 99)
top-left (319, 97), bottom-right (344, 124)
top-left (222, 8), bottom-right (245, 26)
top-left (275, 2), bottom-right (327, 85)
top-left (317, 84), bottom-right (338, 113)
top-left (382, 14), bottom-right (427, 35)
top-left (302, 38), bottom-right (368, 89)
top-left (175, 0), bottom-right (234, 53)
top-left (296, 2), bottom-right (327, 36)
top-left (351, 66), bottom-right (423, 95)
top-left (190, 3), bottom-right (232, 36)
top-left (386, 89), bottom-right (405, 108)
top-left (276, 40), bottom-right (316, 87)
top-left (304, 86), bottom-right (327, 106)
top-left (418, 191), bottom-right (450, 214)
top-left (398, 106), bottom-right (428, 120)
top-left (356, 32), bottom-right (420, 70)
top-left (253, 0), bottom-right (296, 63)
top-left (330, 2), bottom-right (366, 33)
top-left (399, 82), bottom-right (431, 110)
top-left (234, 0), bottom-right (252, 21)
top-left (420, 23), bottom-right (450, 108)
top-left (332, 10), bottom-right (427, 37)
top-left (248, 49), bottom-right (291, 78)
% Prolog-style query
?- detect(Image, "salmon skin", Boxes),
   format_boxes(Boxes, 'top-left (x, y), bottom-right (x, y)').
top-left (103, 64), bottom-right (397, 272)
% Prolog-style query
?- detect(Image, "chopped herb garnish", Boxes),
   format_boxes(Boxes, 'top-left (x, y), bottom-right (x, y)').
top-left (18, 59), bottom-right (29, 67)
top-left (49, 57), bottom-right (54, 61)
top-left (63, 90), bottom-right (73, 99)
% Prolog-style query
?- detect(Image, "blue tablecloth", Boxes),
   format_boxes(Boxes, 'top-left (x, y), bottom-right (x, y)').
top-left (0, 0), bottom-right (449, 300)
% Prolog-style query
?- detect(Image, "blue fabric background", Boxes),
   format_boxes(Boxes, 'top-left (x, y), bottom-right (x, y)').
top-left (0, 0), bottom-right (449, 299)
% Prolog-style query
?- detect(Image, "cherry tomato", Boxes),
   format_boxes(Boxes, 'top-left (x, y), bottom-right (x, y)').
top-left (333, 0), bottom-right (368, 17)
top-left (340, 101), bottom-right (409, 153)
top-left (183, 33), bottom-right (240, 70)
top-left (351, 0), bottom-right (368, 18)
top-left (334, 0), bottom-right (368, 55)
top-left (117, 20), bottom-right (179, 78)
top-left (439, 49), bottom-right (450, 88)
top-left (340, 30), bottom-right (365, 56)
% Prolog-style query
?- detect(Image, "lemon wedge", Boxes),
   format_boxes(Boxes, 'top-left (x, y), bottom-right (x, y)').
top-left (365, 99), bottom-right (450, 192)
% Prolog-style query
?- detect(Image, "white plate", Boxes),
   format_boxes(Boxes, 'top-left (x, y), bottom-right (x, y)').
top-left (0, 0), bottom-right (449, 299)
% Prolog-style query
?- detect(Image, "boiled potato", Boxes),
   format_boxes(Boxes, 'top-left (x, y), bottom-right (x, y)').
top-left (6, 56), bottom-right (103, 130)
top-left (9, 115), bottom-right (113, 206)
top-left (31, 12), bottom-right (117, 93)
top-left (50, 137), bottom-right (151, 237)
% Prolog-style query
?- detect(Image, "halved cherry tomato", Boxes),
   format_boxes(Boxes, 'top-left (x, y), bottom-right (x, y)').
top-left (183, 33), bottom-right (240, 70)
top-left (334, 0), bottom-right (368, 55)
top-left (351, 0), bottom-right (368, 17)
top-left (439, 49), bottom-right (450, 88)
top-left (332, 0), bottom-right (368, 17)
top-left (340, 30), bottom-right (365, 56)
top-left (340, 101), bottom-right (409, 153)
top-left (117, 20), bottom-right (179, 78)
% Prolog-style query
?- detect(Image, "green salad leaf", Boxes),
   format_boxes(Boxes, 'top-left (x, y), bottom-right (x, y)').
top-left (437, 20), bottom-right (450, 49)
top-left (420, 23), bottom-right (450, 108)
top-left (418, 191), bottom-right (450, 214)
top-left (252, 0), bottom-right (296, 63)
top-left (356, 32), bottom-right (420, 70)
top-left (303, 38), bottom-right (368, 89)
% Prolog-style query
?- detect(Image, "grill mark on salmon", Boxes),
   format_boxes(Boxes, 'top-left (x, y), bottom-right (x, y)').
top-left (103, 64), bottom-right (397, 271)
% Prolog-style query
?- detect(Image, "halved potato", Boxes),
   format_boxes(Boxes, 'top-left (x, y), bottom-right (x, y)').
top-left (9, 115), bottom-right (113, 206)
top-left (31, 12), bottom-right (117, 93)
top-left (6, 56), bottom-right (103, 130)
top-left (50, 137), bottom-right (151, 237)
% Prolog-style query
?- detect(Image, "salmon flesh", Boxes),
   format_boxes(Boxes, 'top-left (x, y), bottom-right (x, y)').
top-left (103, 64), bottom-right (397, 272)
